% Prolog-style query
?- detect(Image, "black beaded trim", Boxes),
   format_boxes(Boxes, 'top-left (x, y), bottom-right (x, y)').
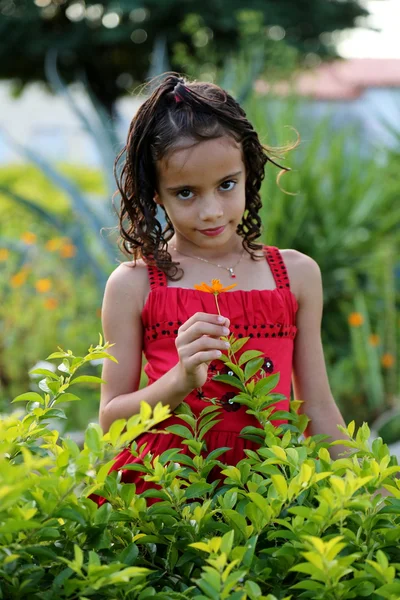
top-left (144, 321), bottom-right (297, 342)
top-left (265, 246), bottom-right (291, 290)
top-left (148, 264), bottom-right (167, 290)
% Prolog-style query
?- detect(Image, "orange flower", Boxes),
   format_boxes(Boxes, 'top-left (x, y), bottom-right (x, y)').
top-left (381, 353), bottom-right (395, 369)
top-left (35, 278), bottom-right (52, 293)
top-left (21, 232), bottom-right (37, 245)
top-left (44, 298), bottom-right (58, 310)
top-left (369, 334), bottom-right (380, 347)
top-left (348, 312), bottom-right (364, 327)
top-left (194, 279), bottom-right (237, 294)
top-left (11, 271), bottom-right (27, 287)
top-left (96, 307), bottom-right (102, 319)
top-left (60, 243), bottom-right (77, 258)
top-left (0, 249), bottom-right (9, 261)
top-left (194, 278), bottom-right (236, 324)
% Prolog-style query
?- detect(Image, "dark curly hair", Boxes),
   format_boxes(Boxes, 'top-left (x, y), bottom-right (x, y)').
top-left (114, 73), bottom-right (298, 280)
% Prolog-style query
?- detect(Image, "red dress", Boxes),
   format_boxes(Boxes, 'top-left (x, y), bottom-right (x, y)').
top-left (90, 245), bottom-right (298, 506)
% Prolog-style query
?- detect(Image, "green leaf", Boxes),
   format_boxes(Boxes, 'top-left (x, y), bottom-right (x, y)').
top-left (184, 482), bottom-right (214, 499)
top-left (211, 375), bottom-right (246, 391)
top-left (230, 337), bottom-right (250, 354)
top-left (53, 393), bottom-right (81, 406)
top-left (198, 418), bottom-right (222, 441)
top-left (42, 408), bottom-right (67, 420)
top-left (238, 350), bottom-right (264, 366)
top-left (244, 357), bottom-right (264, 382)
top-left (223, 361), bottom-right (244, 381)
top-left (206, 447), bottom-right (232, 461)
top-left (11, 392), bottom-right (45, 404)
top-left (69, 376), bottom-right (105, 385)
top-left (376, 582), bottom-right (400, 597)
top-left (165, 424), bottom-right (194, 439)
top-left (29, 368), bottom-right (59, 379)
top-left (85, 424), bottom-right (102, 453)
top-left (55, 507), bottom-right (86, 527)
top-left (254, 373), bottom-right (280, 396)
top-left (117, 543), bottom-right (139, 566)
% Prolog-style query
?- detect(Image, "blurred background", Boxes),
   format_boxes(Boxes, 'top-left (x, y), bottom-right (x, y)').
top-left (0, 0), bottom-right (399, 447)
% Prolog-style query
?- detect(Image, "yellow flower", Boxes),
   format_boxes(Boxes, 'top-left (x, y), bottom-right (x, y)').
top-left (21, 232), bottom-right (37, 245)
top-left (60, 243), bottom-right (77, 258)
top-left (0, 249), bottom-right (9, 261)
top-left (381, 353), bottom-right (395, 369)
top-left (11, 271), bottom-right (27, 287)
top-left (348, 312), bottom-right (364, 327)
top-left (194, 279), bottom-right (237, 294)
top-left (44, 298), bottom-right (58, 310)
top-left (369, 334), bottom-right (380, 347)
top-left (35, 278), bottom-right (52, 293)
top-left (45, 238), bottom-right (62, 252)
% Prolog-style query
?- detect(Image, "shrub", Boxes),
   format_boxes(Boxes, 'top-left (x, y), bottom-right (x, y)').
top-left (2, 336), bottom-right (400, 599)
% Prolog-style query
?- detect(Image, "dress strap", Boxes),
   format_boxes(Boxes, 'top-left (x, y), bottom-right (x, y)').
top-left (147, 263), bottom-right (167, 290)
top-left (264, 245), bottom-right (291, 291)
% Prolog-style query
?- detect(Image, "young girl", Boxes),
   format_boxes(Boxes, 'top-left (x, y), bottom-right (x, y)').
top-left (90, 73), bottom-right (347, 507)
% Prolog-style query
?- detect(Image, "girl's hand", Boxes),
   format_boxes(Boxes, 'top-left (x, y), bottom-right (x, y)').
top-left (174, 312), bottom-right (230, 390)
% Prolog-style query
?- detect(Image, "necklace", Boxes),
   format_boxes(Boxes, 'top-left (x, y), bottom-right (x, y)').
top-left (171, 245), bottom-right (245, 278)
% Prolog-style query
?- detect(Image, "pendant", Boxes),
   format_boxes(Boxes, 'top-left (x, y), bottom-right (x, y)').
top-left (228, 268), bottom-right (236, 278)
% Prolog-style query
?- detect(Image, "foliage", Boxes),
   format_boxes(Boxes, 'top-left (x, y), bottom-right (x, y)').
top-left (2, 337), bottom-right (400, 599)
top-left (1, 0), bottom-right (369, 112)
top-left (248, 95), bottom-right (400, 427)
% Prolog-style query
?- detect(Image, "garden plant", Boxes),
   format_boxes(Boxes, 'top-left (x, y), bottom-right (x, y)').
top-left (2, 322), bottom-right (400, 599)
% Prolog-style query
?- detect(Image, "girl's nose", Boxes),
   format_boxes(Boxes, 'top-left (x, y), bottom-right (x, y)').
top-left (198, 193), bottom-right (224, 221)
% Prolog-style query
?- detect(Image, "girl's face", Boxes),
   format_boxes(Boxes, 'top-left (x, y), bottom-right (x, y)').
top-left (154, 136), bottom-right (246, 255)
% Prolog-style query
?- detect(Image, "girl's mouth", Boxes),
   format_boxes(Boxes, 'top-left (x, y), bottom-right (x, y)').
top-left (198, 226), bottom-right (225, 236)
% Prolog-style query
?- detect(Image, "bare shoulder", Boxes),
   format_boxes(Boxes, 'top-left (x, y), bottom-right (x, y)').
top-left (280, 249), bottom-right (322, 304)
top-left (105, 259), bottom-right (149, 311)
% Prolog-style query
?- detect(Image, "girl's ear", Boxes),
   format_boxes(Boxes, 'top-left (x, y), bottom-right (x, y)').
top-left (154, 192), bottom-right (163, 207)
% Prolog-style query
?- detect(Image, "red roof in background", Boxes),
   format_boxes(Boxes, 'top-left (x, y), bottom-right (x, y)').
top-left (255, 58), bottom-right (400, 100)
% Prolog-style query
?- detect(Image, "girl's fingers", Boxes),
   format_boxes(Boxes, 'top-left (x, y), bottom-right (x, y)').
top-left (176, 320), bottom-right (230, 349)
top-left (184, 350), bottom-right (224, 369)
top-left (177, 312), bottom-right (229, 334)
top-left (181, 336), bottom-right (229, 358)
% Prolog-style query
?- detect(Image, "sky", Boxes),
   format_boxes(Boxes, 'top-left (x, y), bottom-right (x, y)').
top-left (337, 0), bottom-right (400, 58)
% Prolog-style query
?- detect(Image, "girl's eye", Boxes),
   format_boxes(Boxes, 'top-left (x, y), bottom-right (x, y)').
top-left (176, 180), bottom-right (236, 200)
top-left (176, 189), bottom-right (194, 200)
top-left (220, 180), bottom-right (236, 192)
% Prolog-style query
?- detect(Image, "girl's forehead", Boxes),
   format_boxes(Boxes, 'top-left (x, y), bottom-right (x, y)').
top-left (157, 137), bottom-right (244, 183)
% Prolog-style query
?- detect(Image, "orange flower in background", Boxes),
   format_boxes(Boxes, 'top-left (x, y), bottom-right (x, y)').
top-left (348, 312), bottom-right (364, 327)
top-left (11, 271), bottom-right (27, 287)
top-left (369, 334), bottom-right (380, 347)
top-left (194, 279), bottom-right (237, 294)
top-left (35, 278), bottom-right (52, 293)
top-left (0, 249), bottom-right (9, 261)
top-left (60, 243), bottom-right (77, 258)
top-left (44, 298), bottom-right (58, 310)
top-left (381, 353), bottom-right (395, 369)
top-left (21, 232), bottom-right (37, 245)
top-left (96, 307), bottom-right (102, 319)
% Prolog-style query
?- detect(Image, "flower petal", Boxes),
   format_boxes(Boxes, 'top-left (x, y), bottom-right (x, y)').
top-left (194, 282), bottom-right (214, 293)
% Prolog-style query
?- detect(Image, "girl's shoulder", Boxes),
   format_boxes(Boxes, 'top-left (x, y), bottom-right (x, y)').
top-left (280, 248), bottom-right (321, 305)
top-left (106, 259), bottom-right (150, 311)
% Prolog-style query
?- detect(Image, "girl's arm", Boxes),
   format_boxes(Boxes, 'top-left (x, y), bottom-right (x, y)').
top-left (290, 253), bottom-right (348, 460)
top-left (98, 264), bottom-right (192, 434)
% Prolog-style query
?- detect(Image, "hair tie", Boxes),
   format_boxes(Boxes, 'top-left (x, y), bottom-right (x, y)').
top-left (173, 79), bottom-right (187, 104)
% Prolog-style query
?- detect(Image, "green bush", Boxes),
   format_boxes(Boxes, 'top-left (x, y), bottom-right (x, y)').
top-left (2, 336), bottom-right (400, 599)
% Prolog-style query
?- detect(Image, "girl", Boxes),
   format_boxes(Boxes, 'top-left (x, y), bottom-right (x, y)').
top-left (90, 73), bottom-right (347, 507)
